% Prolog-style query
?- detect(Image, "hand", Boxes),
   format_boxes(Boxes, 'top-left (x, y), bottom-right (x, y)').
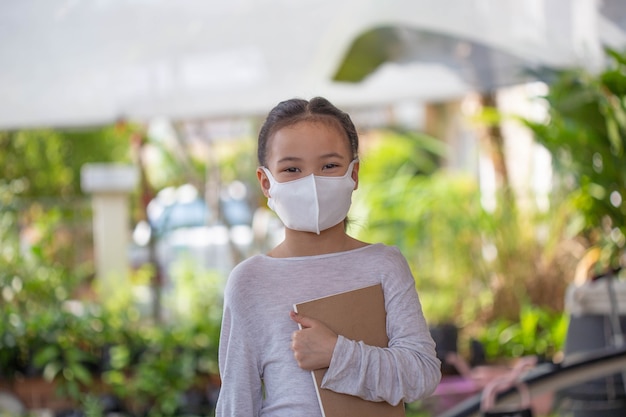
top-left (290, 311), bottom-right (338, 371)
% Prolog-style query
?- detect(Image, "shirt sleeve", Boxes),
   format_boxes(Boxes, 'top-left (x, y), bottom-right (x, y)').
top-left (215, 272), bottom-right (263, 417)
top-left (319, 248), bottom-right (442, 405)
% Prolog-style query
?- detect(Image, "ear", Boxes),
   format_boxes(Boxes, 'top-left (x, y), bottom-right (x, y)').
top-left (351, 161), bottom-right (360, 190)
top-left (257, 167), bottom-right (272, 198)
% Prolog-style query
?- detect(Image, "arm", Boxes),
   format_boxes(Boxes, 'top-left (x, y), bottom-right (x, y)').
top-left (319, 250), bottom-right (442, 405)
top-left (215, 278), bottom-right (263, 416)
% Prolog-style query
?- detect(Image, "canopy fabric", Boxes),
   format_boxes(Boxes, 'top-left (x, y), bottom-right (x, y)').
top-left (1, 0), bottom-right (625, 129)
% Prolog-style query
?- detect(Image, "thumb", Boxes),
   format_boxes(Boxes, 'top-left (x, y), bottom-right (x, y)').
top-left (290, 311), bottom-right (316, 329)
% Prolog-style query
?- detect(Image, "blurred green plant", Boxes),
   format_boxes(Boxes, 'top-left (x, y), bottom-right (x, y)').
top-left (31, 311), bottom-right (98, 400)
top-left (102, 320), bottom-right (219, 417)
top-left (477, 304), bottom-right (569, 361)
top-left (0, 121), bottom-right (251, 415)
top-left (0, 125), bottom-right (133, 277)
top-left (352, 129), bottom-right (577, 330)
top-left (1, 223), bottom-right (222, 416)
top-left (520, 47), bottom-right (626, 273)
top-left (0, 126), bottom-right (131, 199)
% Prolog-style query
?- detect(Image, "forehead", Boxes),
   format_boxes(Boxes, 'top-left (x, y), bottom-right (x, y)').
top-left (267, 120), bottom-right (350, 160)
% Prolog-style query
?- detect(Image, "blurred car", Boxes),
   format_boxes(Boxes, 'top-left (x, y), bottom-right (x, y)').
top-left (129, 183), bottom-right (254, 285)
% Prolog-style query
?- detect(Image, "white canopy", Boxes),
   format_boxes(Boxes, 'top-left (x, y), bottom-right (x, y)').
top-left (2, 0), bottom-right (625, 129)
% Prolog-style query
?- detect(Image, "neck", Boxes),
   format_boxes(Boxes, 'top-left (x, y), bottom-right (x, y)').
top-left (269, 223), bottom-right (365, 258)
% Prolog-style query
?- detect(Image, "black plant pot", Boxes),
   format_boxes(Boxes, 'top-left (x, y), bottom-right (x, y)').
top-left (430, 323), bottom-right (459, 375)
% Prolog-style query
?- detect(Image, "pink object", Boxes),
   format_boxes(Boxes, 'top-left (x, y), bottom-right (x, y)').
top-left (434, 376), bottom-right (480, 396)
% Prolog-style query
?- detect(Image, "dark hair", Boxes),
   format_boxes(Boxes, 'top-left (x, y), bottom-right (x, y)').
top-left (257, 97), bottom-right (359, 166)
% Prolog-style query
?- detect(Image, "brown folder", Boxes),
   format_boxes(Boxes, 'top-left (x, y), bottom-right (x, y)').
top-left (293, 283), bottom-right (406, 417)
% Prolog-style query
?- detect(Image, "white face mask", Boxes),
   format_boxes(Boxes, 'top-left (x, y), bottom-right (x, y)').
top-left (261, 160), bottom-right (357, 234)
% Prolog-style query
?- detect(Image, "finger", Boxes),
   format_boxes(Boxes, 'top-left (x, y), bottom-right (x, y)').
top-left (290, 311), bottom-right (317, 329)
top-left (290, 311), bottom-right (304, 330)
top-left (289, 310), bottom-right (298, 323)
top-left (294, 314), bottom-right (319, 329)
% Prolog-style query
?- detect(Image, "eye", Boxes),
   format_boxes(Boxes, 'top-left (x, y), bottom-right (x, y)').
top-left (322, 163), bottom-right (340, 170)
top-left (283, 167), bottom-right (301, 173)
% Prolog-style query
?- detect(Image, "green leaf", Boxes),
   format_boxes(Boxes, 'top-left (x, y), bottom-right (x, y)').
top-left (33, 345), bottom-right (61, 368)
top-left (65, 347), bottom-right (92, 363)
top-left (606, 117), bottom-right (622, 155)
top-left (71, 362), bottom-right (93, 385)
top-left (333, 26), bottom-right (403, 82)
top-left (605, 46), bottom-right (626, 67)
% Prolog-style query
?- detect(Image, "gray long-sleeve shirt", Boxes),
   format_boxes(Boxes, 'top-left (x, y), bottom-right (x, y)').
top-left (216, 243), bottom-right (441, 416)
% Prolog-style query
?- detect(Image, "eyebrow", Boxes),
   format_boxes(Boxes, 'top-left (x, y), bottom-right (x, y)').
top-left (319, 152), bottom-right (347, 160)
top-left (276, 153), bottom-right (346, 164)
top-left (276, 156), bottom-right (303, 164)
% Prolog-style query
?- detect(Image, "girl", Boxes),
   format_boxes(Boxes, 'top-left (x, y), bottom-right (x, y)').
top-left (216, 97), bottom-right (441, 416)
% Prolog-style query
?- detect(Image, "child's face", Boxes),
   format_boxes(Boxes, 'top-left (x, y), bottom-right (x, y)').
top-left (257, 120), bottom-right (359, 197)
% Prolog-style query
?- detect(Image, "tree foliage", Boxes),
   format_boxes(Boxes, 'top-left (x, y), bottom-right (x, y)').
top-left (0, 126), bottom-right (131, 199)
top-left (522, 47), bottom-right (626, 271)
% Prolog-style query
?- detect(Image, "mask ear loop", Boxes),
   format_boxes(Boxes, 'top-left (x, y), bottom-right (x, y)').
top-left (342, 159), bottom-right (357, 178)
top-left (348, 159), bottom-right (359, 189)
top-left (259, 167), bottom-right (275, 198)
top-left (260, 167), bottom-right (275, 182)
